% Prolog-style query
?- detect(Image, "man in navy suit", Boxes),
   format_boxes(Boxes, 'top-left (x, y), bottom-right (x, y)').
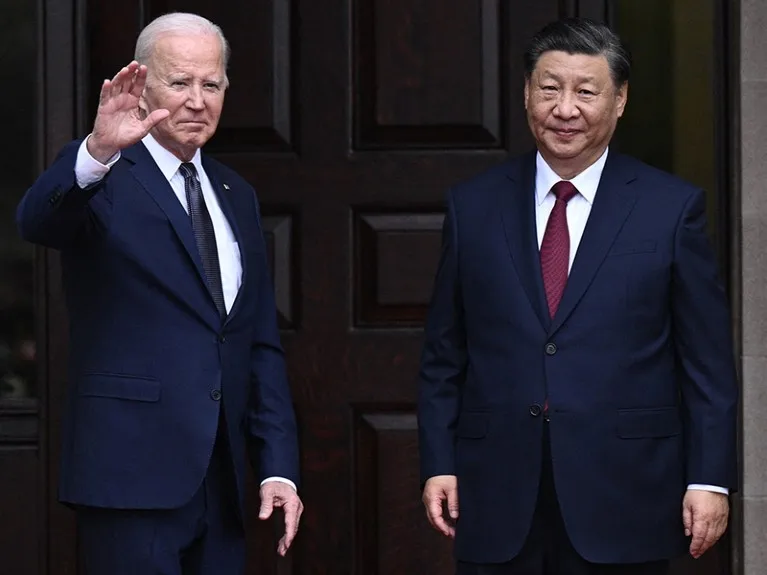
top-left (17, 12), bottom-right (302, 575)
top-left (418, 18), bottom-right (738, 575)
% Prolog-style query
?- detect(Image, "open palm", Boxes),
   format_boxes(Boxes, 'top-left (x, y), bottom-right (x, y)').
top-left (88, 60), bottom-right (169, 163)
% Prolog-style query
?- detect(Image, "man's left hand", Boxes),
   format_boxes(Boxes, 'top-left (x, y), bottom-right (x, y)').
top-left (259, 481), bottom-right (304, 556)
top-left (682, 490), bottom-right (729, 559)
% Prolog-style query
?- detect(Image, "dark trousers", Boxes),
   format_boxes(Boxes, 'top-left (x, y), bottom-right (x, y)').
top-left (77, 411), bottom-right (245, 575)
top-left (457, 425), bottom-right (669, 575)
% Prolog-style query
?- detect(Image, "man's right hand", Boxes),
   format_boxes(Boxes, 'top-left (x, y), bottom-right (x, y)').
top-left (87, 61), bottom-right (170, 164)
top-left (422, 474), bottom-right (459, 538)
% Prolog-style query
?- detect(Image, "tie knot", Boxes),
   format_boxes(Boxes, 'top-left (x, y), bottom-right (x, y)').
top-left (179, 162), bottom-right (197, 181)
top-left (552, 180), bottom-right (578, 203)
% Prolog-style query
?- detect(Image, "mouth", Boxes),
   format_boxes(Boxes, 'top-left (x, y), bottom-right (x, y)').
top-left (551, 128), bottom-right (580, 138)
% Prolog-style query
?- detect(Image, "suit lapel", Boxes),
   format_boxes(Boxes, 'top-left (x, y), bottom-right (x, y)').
top-left (203, 156), bottom-right (247, 325)
top-left (499, 152), bottom-right (550, 330)
top-left (549, 152), bottom-right (639, 334)
top-left (123, 143), bottom-right (209, 288)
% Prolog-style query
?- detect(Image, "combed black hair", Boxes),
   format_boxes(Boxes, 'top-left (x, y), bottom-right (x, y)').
top-left (523, 18), bottom-right (631, 86)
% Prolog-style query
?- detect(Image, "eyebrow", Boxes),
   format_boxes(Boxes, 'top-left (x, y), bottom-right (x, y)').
top-left (539, 71), bottom-right (598, 84)
top-left (166, 74), bottom-right (223, 84)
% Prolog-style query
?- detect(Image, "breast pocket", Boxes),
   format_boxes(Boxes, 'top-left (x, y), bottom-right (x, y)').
top-left (609, 240), bottom-right (656, 256)
top-left (608, 240), bottom-right (669, 314)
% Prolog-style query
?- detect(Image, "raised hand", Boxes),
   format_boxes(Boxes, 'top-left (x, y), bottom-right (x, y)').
top-left (87, 61), bottom-right (170, 164)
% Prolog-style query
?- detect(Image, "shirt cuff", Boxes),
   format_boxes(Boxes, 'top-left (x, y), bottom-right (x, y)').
top-left (687, 484), bottom-right (729, 495)
top-left (74, 134), bottom-right (121, 189)
top-left (260, 476), bottom-right (297, 492)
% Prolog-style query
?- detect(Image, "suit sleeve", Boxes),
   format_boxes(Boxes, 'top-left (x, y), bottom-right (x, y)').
top-left (245, 192), bottom-right (300, 487)
top-left (16, 139), bottom-right (111, 249)
top-left (417, 189), bottom-right (467, 484)
top-left (672, 188), bottom-right (739, 491)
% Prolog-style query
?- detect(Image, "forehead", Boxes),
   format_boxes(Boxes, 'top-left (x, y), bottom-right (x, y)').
top-left (151, 33), bottom-right (224, 76)
top-left (532, 50), bottom-right (611, 83)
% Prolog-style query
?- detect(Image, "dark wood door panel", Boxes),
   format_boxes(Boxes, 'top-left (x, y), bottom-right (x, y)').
top-left (0, 407), bottom-right (39, 575)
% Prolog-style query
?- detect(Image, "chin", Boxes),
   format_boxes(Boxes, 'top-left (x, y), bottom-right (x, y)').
top-left (541, 147), bottom-right (577, 160)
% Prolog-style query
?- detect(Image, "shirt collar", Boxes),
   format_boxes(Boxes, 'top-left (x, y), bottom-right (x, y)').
top-left (535, 146), bottom-right (609, 206)
top-left (141, 133), bottom-right (203, 182)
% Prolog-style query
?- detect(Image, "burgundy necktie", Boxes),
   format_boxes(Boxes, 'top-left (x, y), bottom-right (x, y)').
top-left (540, 181), bottom-right (578, 318)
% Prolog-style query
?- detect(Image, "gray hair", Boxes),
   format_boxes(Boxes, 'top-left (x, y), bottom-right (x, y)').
top-left (523, 18), bottom-right (631, 88)
top-left (134, 12), bottom-right (230, 85)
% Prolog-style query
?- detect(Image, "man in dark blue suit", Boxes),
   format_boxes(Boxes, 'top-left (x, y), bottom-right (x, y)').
top-left (17, 12), bottom-right (302, 575)
top-left (418, 18), bottom-right (738, 575)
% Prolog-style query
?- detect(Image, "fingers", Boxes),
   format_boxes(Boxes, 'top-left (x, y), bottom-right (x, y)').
top-left (687, 512), bottom-right (728, 558)
top-left (259, 492), bottom-right (275, 520)
top-left (259, 483), bottom-right (304, 557)
top-left (689, 518), bottom-right (708, 558)
top-left (422, 476), bottom-right (458, 538)
top-left (110, 63), bottom-right (135, 98)
top-left (129, 64), bottom-right (149, 98)
top-left (425, 493), bottom-right (453, 538)
top-left (447, 486), bottom-right (460, 520)
top-left (684, 491), bottom-right (729, 559)
top-left (102, 62), bottom-right (146, 103)
top-left (277, 499), bottom-right (304, 556)
top-left (98, 79), bottom-right (112, 105)
top-left (143, 109), bottom-right (170, 130)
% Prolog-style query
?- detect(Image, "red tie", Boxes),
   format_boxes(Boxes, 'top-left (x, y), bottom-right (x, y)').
top-left (540, 181), bottom-right (578, 318)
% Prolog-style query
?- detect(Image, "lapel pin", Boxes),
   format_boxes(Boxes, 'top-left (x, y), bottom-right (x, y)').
top-left (223, 183), bottom-right (230, 190)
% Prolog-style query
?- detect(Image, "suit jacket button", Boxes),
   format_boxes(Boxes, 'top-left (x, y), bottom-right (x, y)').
top-left (218, 335), bottom-right (226, 344)
top-left (545, 342), bottom-right (557, 355)
top-left (529, 403), bottom-right (542, 417)
top-left (210, 390), bottom-right (222, 401)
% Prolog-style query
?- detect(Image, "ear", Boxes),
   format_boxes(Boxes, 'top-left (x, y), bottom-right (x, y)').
top-left (615, 81), bottom-right (628, 118)
top-left (524, 78), bottom-right (531, 110)
top-left (138, 90), bottom-right (149, 120)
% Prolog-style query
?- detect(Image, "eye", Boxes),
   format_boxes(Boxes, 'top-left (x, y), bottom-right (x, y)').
top-left (579, 89), bottom-right (595, 96)
top-left (204, 82), bottom-right (221, 91)
top-left (542, 85), bottom-right (557, 92)
top-left (171, 80), bottom-right (187, 87)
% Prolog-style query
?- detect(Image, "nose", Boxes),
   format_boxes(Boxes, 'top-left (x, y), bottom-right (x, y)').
top-left (185, 85), bottom-right (205, 110)
top-left (553, 91), bottom-right (579, 120)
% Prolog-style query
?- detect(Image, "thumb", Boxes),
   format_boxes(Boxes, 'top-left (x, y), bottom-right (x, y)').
top-left (259, 495), bottom-right (274, 520)
top-left (683, 502), bottom-right (693, 537)
top-left (142, 108), bottom-right (170, 130)
top-left (447, 486), bottom-right (460, 519)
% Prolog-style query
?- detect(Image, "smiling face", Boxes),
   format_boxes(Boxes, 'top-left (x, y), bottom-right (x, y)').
top-left (139, 32), bottom-right (227, 161)
top-left (524, 50), bottom-right (627, 179)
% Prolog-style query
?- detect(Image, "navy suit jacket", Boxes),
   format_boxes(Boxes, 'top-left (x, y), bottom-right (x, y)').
top-left (17, 140), bottom-right (299, 510)
top-left (418, 150), bottom-right (739, 564)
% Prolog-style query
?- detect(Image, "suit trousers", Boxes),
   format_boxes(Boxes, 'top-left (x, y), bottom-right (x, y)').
top-left (456, 423), bottom-right (670, 575)
top-left (76, 409), bottom-right (245, 575)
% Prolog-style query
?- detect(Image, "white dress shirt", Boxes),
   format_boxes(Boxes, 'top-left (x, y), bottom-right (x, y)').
top-left (74, 134), bottom-right (296, 492)
top-left (534, 147), bottom-right (727, 496)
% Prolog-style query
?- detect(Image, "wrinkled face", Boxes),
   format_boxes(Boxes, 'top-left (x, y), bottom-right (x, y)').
top-left (140, 33), bottom-right (227, 161)
top-left (524, 50), bottom-right (627, 177)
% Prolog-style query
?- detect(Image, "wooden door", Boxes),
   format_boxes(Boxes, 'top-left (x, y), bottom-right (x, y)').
top-left (29, 1), bottom-right (732, 574)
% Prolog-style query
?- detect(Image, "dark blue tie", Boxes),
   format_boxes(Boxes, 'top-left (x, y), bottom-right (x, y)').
top-left (178, 162), bottom-right (226, 318)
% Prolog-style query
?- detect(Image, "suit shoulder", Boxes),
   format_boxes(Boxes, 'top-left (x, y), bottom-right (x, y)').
top-left (617, 153), bottom-right (700, 198)
top-left (449, 155), bottom-right (527, 203)
top-left (202, 155), bottom-right (254, 192)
